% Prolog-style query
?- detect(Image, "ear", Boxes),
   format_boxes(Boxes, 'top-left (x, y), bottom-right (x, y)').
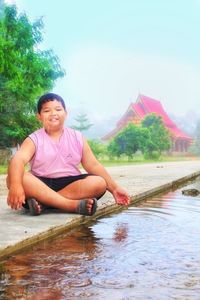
top-left (36, 113), bottom-right (42, 122)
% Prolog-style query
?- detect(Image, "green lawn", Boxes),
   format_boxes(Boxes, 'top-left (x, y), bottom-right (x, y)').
top-left (99, 155), bottom-right (200, 167)
top-left (0, 165), bottom-right (7, 175)
top-left (0, 155), bottom-right (199, 174)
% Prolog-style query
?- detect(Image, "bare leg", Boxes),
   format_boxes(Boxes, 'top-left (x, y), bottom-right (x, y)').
top-left (21, 172), bottom-right (106, 213)
top-left (58, 175), bottom-right (107, 199)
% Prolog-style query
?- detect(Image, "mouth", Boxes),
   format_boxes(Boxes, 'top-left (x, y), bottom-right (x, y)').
top-left (49, 118), bottom-right (59, 122)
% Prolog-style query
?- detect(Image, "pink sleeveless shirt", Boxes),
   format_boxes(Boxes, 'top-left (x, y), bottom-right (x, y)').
top-left (29, 127), bottom-right (83, 178)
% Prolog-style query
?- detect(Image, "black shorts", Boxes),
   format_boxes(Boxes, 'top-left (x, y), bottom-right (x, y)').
top-left (36, 174), bottom-right (92, 192)
top-left (23, 174), bottom-right (105, 210)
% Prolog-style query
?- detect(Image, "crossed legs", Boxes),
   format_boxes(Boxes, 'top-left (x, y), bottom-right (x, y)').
top-left (20, 172), bottom-right (107, 214)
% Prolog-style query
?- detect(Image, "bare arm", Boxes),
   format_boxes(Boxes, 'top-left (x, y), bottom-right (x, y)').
top-left (81, 138), bottom-right (130, 205)
top-left (7, 137), bottom-right (36, 210)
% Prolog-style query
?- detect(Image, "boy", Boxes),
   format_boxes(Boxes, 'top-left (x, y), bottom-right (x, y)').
top-left (7, 93), bottom-right (130, 216)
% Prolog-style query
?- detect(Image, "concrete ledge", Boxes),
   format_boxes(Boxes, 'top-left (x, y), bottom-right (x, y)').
top-left (0, 161), bottom-right (200, 261)
top-left (0, 216), bottom-right (83, 261)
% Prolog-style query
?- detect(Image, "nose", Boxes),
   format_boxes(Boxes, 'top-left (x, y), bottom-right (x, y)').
top-left (50, 109), bottom-right (57, 115)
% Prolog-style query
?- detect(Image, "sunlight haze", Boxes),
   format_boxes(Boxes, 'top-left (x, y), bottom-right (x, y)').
top-left (5, 0), bottom-right (200, 135)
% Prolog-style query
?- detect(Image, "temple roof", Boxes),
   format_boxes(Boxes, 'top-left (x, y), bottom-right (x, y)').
top-left (103, 94), bottom-right (192, 141)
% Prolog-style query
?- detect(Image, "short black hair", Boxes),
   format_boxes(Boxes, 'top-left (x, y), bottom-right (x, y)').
top-left (37, 93), bottom-right (66, 113)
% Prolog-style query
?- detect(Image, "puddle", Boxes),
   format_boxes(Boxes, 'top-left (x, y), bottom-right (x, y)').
top-left (1, 180), bottom-right (200, 299)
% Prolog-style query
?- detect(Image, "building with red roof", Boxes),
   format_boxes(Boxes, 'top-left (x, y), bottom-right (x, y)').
top-left (102, 94), bottom-right (192, 152)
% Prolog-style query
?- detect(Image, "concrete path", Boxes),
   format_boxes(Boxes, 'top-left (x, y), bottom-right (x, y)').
top-left (1, 160), bottom-right (200, 261)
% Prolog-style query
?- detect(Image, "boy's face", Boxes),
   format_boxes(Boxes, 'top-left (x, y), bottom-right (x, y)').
top-left (37, 100), bottom-right (67, 130)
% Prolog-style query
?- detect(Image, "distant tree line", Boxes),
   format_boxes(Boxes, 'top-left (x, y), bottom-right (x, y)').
top-left (0, 3), bottom-right (64, 147)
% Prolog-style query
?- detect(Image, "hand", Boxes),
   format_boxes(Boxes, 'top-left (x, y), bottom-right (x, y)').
top-left (112, 186), bottom-right (131, 206)
top-left (7, 184), bottom-right (25, 210)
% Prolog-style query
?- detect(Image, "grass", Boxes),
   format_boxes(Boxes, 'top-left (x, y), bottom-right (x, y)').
top-left (0, 165), bottom-right (7, 175)
top-left (98, 154), bottom-right (200, 167)
top-left (0, 154), bottom-right (199, 174)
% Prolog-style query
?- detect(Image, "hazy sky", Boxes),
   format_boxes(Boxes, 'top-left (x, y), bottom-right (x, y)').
top-left (5, 0), bottom-right (200, 123)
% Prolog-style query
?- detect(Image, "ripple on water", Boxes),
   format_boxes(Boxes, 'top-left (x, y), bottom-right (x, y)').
top-left (1, 184), bottom-right (200, 299)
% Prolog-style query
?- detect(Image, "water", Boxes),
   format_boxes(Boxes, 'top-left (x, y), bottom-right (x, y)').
top-left (1, 182), bottom-right (200, 299)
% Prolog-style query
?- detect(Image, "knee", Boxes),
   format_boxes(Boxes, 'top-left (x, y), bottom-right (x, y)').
top-left (95, 176), bottom-right (107, 194)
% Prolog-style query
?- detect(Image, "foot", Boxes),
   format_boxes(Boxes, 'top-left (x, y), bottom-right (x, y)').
top-left (76, 198), bottom-right (97, 216)
top-left (24, 198), bottom-right (44, 216)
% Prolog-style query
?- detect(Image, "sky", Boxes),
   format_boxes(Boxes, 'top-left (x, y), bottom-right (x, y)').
top-left (4, 0), bottom-right (200, 131)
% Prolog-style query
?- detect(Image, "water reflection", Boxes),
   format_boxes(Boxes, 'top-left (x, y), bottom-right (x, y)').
top-left (0, 226), bottom-right (101, 299)
top-left (113, 223), bottom-right (128, 243)
top-left (1, 180), bottom-right (200, 299)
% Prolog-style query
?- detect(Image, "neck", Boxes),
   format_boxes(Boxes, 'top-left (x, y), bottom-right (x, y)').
top-left (45, 127), bottom-right (64, 141)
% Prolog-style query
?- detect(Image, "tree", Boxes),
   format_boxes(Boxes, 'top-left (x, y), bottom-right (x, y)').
top-left (88, 139), bottom-right (106, 159)
top-left (191, 118), bottom-right (200, 155)
top-left (141, 113), bottom-right (171, 159)
top-left (0, 5), bottom-right (65, 147)
top-left (107, 123), bottom-right (142, 159)
top-left (72, 113), bottom-right (93, 132)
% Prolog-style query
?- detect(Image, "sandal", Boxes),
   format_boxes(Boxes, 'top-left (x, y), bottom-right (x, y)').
top-left (76, 198), bottom-right (97, 216)
top-left (23, 198), bottom-right (44, 216)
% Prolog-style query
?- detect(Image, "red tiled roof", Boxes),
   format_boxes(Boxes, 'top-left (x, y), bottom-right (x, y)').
top-left (138, 94), bottom-right (176, 127)
top-left (132, 103), bottom-right (146, 118)
top-left (136, 94), bottom-right (191, 140)
top-left (102, 94), bottom-right (192, 141)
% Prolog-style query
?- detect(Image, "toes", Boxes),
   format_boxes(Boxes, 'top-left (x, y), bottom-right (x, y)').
top-left (77, 198), bottom-right (97, 216)
top-left (87, 199), bottom-right (94, 213)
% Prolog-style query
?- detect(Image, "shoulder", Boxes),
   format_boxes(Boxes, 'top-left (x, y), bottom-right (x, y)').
top-left (14, 136), bottom-right (36, 162)
top-left (64, 126), bottom-right (80, 134)
top-left (64, 127), bottom-right (84, 148)
top-left (29, 128), bottom-right (44, 139)
top-left (64, 127), bottom-right (83, 139)
top-left (29, 128), bottom-right (44, 137)
top-left (29, 128), bottom-right (45, 146)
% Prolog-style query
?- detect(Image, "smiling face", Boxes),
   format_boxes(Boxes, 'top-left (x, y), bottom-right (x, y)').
top-left (37, 100), bottom-right (67, 132)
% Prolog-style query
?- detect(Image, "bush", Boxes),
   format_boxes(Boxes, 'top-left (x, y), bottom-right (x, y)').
top-left (143, 151), bottom-right (160, 160)
top-left (0, 148), bottom-right (11, 164)
top-left (88, 139), bottom-right (107, 159)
